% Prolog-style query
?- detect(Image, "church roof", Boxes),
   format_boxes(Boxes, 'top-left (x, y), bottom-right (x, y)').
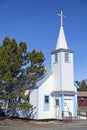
top-left (29, 68), bottom-right (52, 89)
top-left (36, 68), bottom-right (52, 87)
top-left (56, 11), bottom-right (68, 50)
top-left (51, 48), bottom-right (73, 55)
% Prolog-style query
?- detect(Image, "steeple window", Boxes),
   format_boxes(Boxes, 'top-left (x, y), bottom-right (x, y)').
top-left (65, 52), bottom-right (69, 63)
top-left (55, 53), bottom-right (58, 63)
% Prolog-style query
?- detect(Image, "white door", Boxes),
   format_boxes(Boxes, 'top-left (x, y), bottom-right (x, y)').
top-left (64, 99), bottom-right (73, 117)
top-left (54, 98), bottom-right (61, 119)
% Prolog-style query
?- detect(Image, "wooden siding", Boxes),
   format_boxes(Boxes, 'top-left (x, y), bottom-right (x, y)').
top-left (51, 52), bottom-right (74, 91)
top-left (30, 89), bottom-right (37, 119)
top-left (61, 52), bottom-right (74, 91)
top-left (37, 74), bottom-right (54, 119)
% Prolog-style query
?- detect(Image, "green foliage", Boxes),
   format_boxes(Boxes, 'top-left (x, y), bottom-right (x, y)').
top-left (28, 49), bottom-right (45, 75)
top-left (76, 80), bottom-right (87, 91)
top-left (0, 37), bottom-right (45, 116)
top-left (80, 80), bottom-right (87, 91)
top-left (19, 49), bottom-right (45, 87)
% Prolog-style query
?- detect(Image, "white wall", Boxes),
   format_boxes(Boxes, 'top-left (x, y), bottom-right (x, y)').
top-left (30, 89), bottom-right (37, 119)
top-left (61, 52), bottom-right (74, 91)
top-left (37, 74), bottom-right (54, 119)
top-left (51, 51), bottom-right (74, 91)
top-left (51, 53), bottom-right (61, 91)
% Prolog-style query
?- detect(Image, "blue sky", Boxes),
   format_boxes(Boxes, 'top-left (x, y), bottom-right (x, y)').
top-left (0, 0), bottom-right (87, 81)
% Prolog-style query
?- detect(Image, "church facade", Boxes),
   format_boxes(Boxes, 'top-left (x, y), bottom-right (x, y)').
top-left (29, 11), bottom-right (78, 120)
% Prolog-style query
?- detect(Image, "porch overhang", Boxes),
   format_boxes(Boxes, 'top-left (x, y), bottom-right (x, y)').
top-left (51, 90), bottom-right (77, 96)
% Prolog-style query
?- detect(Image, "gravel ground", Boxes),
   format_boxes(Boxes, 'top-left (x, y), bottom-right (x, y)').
top-left (0, 118), bottom-right (87, 130)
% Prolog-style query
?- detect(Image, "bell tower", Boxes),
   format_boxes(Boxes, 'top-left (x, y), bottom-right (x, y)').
top-left (51, 11), bottom-right (74, 91)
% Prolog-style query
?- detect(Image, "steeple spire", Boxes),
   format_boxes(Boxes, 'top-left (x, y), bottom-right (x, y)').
top-left (56, 11), bottom-right (68, 50)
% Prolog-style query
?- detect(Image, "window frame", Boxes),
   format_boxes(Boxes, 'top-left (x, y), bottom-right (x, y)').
top-left (55, 99), bottom-right (59, 107)
top-left (54, 53), bottom-right (58, 63)
top-left (44, 95), bottom-right (50, 111)
top-left (65, 52), bottom-right (69, 63)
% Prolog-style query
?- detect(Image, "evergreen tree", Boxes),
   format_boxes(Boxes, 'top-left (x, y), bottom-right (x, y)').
top-left (79, 80), bottom-right (87, 91)
top-left (0, 37), bottom-right (45, 116)
top-left (77, 80), bottom-right (87, 91)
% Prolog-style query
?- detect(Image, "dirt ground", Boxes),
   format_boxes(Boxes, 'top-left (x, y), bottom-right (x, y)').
top-left (0, 117), bottom-right (64, 126)
top-left (0, 118), bottom-right (87, 130)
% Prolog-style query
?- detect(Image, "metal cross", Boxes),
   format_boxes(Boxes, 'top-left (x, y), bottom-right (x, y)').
top-left (57, 11), bottom-right (65, 26)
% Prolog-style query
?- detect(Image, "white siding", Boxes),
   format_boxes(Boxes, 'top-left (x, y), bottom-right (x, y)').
top-left (29, 48), bottom-right (77, 120)
top-left (52, 52), bottom-right (74, 91)
top-left (51, 53), bottom-right (61, 91)
top-left (61, 52), bottom-right (74, 91)
top-left (30, 89), bottom-right (37, 119)
top-left (37, 74), bottom-right (54, 119)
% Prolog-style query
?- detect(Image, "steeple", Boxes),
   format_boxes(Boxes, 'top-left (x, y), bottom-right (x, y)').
top-left (56, 11), bottom-right (68, 50)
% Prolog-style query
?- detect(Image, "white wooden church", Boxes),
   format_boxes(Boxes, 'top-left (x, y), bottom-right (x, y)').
top-left (28, 11), bottom-right (78, 120)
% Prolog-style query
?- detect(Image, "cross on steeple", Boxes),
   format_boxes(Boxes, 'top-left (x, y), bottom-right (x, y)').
top-left (57, 10), bottom-right (65, 26)
top-left (56, 10), bottom-right (68, 50)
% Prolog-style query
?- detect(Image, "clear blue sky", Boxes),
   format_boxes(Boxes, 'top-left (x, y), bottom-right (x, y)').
top-left (0, 0), bottom-right (87, 81)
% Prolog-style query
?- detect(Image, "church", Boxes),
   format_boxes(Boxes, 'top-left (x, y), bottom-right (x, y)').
top-left (28, 11), bottom-right (78, 120)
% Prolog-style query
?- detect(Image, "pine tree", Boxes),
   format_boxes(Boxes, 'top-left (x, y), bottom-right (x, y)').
top-left (0, 37), bottom-right (45, 117)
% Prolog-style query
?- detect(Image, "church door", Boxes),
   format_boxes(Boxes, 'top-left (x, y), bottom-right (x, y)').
top-left (54, 98), bottom-right (61, 119)
top-left (64, 99), bottom-right (73, 117)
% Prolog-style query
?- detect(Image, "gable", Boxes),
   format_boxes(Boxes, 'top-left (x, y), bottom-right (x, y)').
top-left (30, 68), bottom-right (52, 89)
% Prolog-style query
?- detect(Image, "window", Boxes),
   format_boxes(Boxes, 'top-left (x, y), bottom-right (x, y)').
top-left (55, 53), bottom-right (58, 63)
top-left (65, 53), bottom-right (69, 62)
top-left (44, 95), bottom-right (49, 111)
top-left (55, 99), bottom-right (59, 107)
